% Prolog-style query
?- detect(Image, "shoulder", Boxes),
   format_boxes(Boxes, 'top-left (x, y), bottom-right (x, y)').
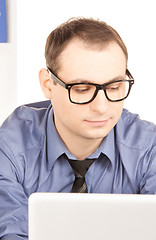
top-left (116, 108), bottom-right (156, 150)
top-left (0, 100), bottom-right (52, 156)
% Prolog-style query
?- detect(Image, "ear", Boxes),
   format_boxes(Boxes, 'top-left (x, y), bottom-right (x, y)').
top-left (39, 68), bottom-right (52, 99)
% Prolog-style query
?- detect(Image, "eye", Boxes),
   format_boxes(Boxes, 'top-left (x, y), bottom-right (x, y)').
top-left (72, 84), bottom-right (93, 93)
top-left (106, 83), bottom-right (121, 91)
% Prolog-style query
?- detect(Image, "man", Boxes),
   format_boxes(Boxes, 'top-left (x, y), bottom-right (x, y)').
top-left (0, 17), bottom-right (156, 239)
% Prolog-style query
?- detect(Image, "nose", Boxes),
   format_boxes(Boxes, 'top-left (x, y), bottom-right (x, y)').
top-left (89, 89), bottom-right (109, 114)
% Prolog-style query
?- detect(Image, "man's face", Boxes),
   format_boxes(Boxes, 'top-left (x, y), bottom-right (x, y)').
top-left (50, 39), bottom-right (127, 143)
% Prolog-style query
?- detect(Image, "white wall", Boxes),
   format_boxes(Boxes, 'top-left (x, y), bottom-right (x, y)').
top-left (0, 0), bottom-right (17, 123)
top-left (1, 0), bottom-right (156, 124)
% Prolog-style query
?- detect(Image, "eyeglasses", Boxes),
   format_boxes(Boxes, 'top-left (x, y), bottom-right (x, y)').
top-left (48, 68), bottom-right (134, 104)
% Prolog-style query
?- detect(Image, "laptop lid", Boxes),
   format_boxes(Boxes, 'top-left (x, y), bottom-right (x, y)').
top-left (29, 193), bottom-right (156, 240)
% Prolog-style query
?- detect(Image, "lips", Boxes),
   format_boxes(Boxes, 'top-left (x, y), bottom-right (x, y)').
top-left (84, 119), bottom-right (109, 127)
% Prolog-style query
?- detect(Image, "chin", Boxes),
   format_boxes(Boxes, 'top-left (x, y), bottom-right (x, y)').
top-left (82, 129), bottom-right (111, 140)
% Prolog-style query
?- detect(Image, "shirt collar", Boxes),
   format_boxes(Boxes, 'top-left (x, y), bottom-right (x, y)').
top-left (47, 108), bottom-right (115, 170)
top-left (97, 128), bottom-right (115, 165)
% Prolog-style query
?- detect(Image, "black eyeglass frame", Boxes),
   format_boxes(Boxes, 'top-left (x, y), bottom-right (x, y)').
top-left (48, 67), bottom-right (134, 104)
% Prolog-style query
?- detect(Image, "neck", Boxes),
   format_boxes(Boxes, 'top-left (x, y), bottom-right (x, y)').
top-left (56, 127), bottom-right (103, 160)
top-left (66, 137), bottom-right (103, 160)
top-left (69, 140), bottom-right (102, 160)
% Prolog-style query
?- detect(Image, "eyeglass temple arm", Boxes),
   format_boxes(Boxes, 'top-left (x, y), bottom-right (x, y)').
top-left (126, 69), bottom-right (134, 80)
top-left (47, 67), bottom-right (67, 88)
top-left (48, 67), bottom-right (134, 86)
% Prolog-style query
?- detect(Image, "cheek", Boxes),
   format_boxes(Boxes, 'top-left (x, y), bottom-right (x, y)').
top-left (51, 86), bottom-right (69, 107)
top-left (51, 87), bottom-right (80, 118)
top-left (113, 102), bottom-right (124, 120)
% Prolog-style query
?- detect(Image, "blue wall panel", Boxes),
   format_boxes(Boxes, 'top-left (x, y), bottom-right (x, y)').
top-left (0, 0), bottom-right (7, 43)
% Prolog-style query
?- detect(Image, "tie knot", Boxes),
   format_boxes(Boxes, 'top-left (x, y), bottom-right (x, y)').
top-left (67, 158), bottom-right (96, 193)
top-left (68, 159), bottom-right (95, 178)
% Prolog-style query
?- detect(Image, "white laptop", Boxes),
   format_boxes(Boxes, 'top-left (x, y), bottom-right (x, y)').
top-left (29, 193), bottom-right (156, 240)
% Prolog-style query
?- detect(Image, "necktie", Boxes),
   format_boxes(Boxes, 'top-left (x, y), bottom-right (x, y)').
top-left (68, 159), bottom-right (95, 193)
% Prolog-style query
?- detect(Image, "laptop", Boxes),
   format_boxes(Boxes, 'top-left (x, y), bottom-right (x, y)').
top-left (29, 193), bottom-right (156, 240)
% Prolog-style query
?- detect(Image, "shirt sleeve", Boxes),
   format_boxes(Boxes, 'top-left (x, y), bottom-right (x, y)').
top-left (0, 147), bottom-right (28, 239)
top-left (138, 145), bottom-right (156, 194)
top-left (1, 234), bottom-right (27, 240)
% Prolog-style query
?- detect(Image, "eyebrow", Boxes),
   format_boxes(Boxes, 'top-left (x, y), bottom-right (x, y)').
top-left (68, 75), bottom-right (126, 84)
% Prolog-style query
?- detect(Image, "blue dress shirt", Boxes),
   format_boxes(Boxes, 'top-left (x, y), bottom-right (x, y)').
top-left (0, 100), bottom-right (156, 240)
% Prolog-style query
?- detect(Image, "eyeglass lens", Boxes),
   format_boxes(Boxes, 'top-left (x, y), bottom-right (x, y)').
top-left (69, 81), bottom-right (130, 104)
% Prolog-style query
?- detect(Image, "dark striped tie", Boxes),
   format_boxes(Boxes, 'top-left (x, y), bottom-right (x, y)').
top-left (68, 159), bottom-right (95, 193)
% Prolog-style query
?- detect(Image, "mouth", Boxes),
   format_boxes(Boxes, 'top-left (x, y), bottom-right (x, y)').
top-left (84, 119), bottom-right (110, 127)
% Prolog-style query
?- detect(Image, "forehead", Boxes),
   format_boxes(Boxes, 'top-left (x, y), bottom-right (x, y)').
top-left (58, 39), bottom-right (127, 83)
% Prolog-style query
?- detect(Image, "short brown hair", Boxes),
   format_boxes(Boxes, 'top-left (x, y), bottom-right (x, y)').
top-left (45, 17), bottom-right (128, 74)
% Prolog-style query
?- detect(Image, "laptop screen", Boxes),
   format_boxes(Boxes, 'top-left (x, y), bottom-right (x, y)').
top-left (29, 193), bottom-right (156, 240)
